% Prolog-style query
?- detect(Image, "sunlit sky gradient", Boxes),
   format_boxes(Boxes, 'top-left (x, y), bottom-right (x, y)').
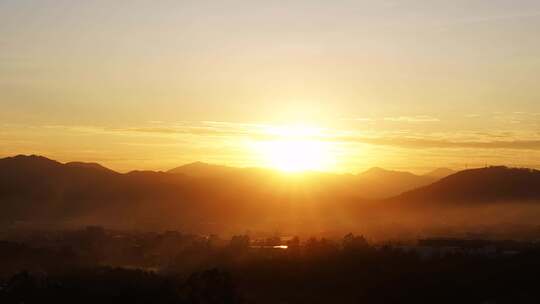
top-left (2, 0), bottom-right (540, 173)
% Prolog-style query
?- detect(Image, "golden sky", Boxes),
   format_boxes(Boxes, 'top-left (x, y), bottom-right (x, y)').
top-left (1, 1), bottom-right (540, 173)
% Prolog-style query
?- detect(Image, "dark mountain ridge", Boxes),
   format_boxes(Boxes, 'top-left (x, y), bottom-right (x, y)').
top-left (2, 155), bottom-right (540, 235)
top-left (394, 166), bottom-right (540, 204)
top-left (170, 162), bottom-right (438, 199)
top-left (65, 161), bottom-right (118, 174)
top-left (168, 161), bottom-right (239, 178)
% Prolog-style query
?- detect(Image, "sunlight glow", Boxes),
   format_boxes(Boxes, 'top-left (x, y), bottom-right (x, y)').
top-left (252, 125), bottom-right (335, 172)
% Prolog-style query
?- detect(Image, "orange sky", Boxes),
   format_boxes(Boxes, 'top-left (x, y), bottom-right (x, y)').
top-left (1, 1), bottom-right (540, 173)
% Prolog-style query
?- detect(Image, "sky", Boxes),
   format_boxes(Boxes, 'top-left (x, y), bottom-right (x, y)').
top-left (1, 0), bottom-right (540, 173)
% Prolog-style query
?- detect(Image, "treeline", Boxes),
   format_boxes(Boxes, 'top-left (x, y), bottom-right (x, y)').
top-left (1, 268), bottom-right (242, 304)
top-left (2, 233), bottom-right (540, 303)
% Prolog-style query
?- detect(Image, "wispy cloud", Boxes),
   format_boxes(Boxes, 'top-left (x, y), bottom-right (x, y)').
top-left (383, 115), bottom-right (440, 123)
top-left (335, 134), bottom-right (540, 151)
top-left (435, 11), bottom-right (540, 33)
top-left (459, 12), bottom-right (540, 25)
top-left (340, 117), bottom-right (374, 122)
top-left (7, 121), bottom-right (540, 152)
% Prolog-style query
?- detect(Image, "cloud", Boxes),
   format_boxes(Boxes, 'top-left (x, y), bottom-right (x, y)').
top-left (340, 117), bottom-right (374, 122)
top-left (383, 115), bottom-right (440, 123)
top-left (435, 11), bottom-right (540, 33)
top-left (335, 136), bottom-right (540, 151)
top-left (460, 12), bottom-right (540, 25)
top-left (109, 122), bottom-right (286, 142)
top-left (10, 121), bottom-right (540, 152)
top-left (124, 127), bottom-right (183, 134)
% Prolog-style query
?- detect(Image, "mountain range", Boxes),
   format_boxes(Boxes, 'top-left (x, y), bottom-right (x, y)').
top-left (1, 155), bottom-right (537, 235)
top-left (167, 161), bottom-right (452, 199)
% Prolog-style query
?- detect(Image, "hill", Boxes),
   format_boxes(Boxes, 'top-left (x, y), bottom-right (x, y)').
top-left (65, 161), bottom-right (119, 174)
top-left (0, 155), bottom-right (360, 232)
top-left (0, 155), bottom-right (435, 233)
top-left (394, 166), bottom-right (540, 204)
top-left (423, 168), bottom-right (456, 179)
top-left (354, 167), bottom-right (436, 198)
top-left (4, 155), bottom-right (540, 236)
top-left (167, 161), bottom-right (239, 178)
top-left (169, 163), bottom-right (436, 199)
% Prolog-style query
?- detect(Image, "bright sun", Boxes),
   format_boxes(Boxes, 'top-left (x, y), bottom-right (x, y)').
top-left (252, 125), bottom-right (335, 172)
top-left (259, 140), bottom-right (331, 172)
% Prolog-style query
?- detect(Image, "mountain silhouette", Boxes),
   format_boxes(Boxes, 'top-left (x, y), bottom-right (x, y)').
top-left (0, 155), bottom-right (428, 230)
top-left (168, 163), bottom-right (434, 199)
top-left (355, 167), bottom-right (436, 198)
top-left (394, 166), bottom-right (540, 204)
top-left (0, 155), bottom-right (124, 223)
top-left (65, 161), bottom-right (118, 174)
top-left (167, 161), bottom-right (238, 177)
top-left (3, 155), bottom-right (540, 234)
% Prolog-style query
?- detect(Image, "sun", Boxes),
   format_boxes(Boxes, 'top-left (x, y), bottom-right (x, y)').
top-left (260, 140), bottom-right (331, 172)
top-left (252, 125), bottom-right (335, 172)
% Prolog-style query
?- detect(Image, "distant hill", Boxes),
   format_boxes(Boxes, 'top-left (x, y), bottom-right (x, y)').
top-left (65, 161), bottom-right (119, 174)
top-left (5, 155), bottom-right (540, 235)
top-left (0, 155), bottom-right (437, 230)
top-left (168, 161), bottom-right (241, 178)
top-left (0, 155), bottom-right (341, 231)
top-left (394, 166), bottom-right (540, 204)
top-left (171, 163), bottom-right (439, 198)
top-left (169, 163), bottom-right (433, 199)
top-left (423, 168), bottom-right (456, 179)
top-left (355, 167), bottom-right (436, 198)
top-left (0, 155), bottom-right (125, 221)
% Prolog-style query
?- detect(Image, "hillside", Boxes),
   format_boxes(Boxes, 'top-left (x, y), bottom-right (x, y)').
top-left (167, 161), bottom-right (239, 178)
top-left (0, 155), bottom-right (436, 232)
top-left (355, 167), bottom-right (436, 198)
top-left (4, 155), bottom-right (540, 235)
top-left (0, 155), bottom-right (363, 232)
top-left (394, 166), bottom-right (540, 204)
top-left (169, 162), bottom-right (437, 199)
top-left (424, 168), bottom-right (456, 179)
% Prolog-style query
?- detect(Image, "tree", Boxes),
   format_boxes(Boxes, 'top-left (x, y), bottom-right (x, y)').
top-left (342, 233), bottom-right (370, 252)
top-left (229, 235), bottom-right (250, 251)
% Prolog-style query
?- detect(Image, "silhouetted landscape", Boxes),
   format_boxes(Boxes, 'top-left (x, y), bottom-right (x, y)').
top-left (3, 1), bottom-right (540, 302)
top-left (2, 155), bottom-right (540, 238)
top-left (3, 155), bottom-right (540, 303)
